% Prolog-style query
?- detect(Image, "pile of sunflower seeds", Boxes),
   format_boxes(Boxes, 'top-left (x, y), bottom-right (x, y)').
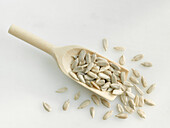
top-left (43, 39), bottom-right (156, 120)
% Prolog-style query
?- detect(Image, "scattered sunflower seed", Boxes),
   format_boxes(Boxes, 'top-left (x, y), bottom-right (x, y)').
top-left (131, 68), bottom-right (140, 78)
top-left (146, 84), bottom-right (155, 94)
top-left (137, 109), bottom-right (146, 119)
top-left (128, 99), bottom-right (135, 110)
top-left (138, 96), bottom-right (144, 107)
top-left (129, 76), bottom-right (139, 84)
top-left (141, 62), bottom-right (152, 67)
top-left (134, 95), bottom-right (139, 107)
top-left (126, 91), bottom-right (135, 99)
top-left (124, 105), bottom-right (134, 114)
top-left (63, 99), bottom-right (70, 111)
top-left (141, 76), bottom-right (147, 88)
top-left (112, 89), bottom-right (124, 95)
top-left (90, 107), bottom-right (95, 118)
top-left (120, 94), bottom-right (128, 105)
top-left (117, 104), bottom-right (124, 113)
top-left (144, 99), bottom-right (156, 106)
top-left (115, 113), bottom-right (128, 119)
top-left (113, 46), bottom-right (125, 51)
top-left (124, 81), bottom-right (133, 87)
top-left (103, 38), bottom-right (108, 51)
top-left (56, 87), bottom-right (68, 93)
top-left (119, 55), bottom-right (125, 65)
top-left (78, 100), bottom-right (91, 109)
top-left (91, 95), bottom-right (100, 106)
top-left (43, 102), bottom-right (51, 112)
top-left (74, 91), bottom-right (80, 100)
top-left (103, 110), bottom-right (113, 120)
top-left (100, 98), bottom-right (111, 108)
top-left (134, 84), bottom-right (144, 95)
top-left (131, 54), bottom-right (144, 61)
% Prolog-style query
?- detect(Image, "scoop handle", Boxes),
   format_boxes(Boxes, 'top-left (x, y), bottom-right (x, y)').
top-left (8, 24), bottom-right (54, 55)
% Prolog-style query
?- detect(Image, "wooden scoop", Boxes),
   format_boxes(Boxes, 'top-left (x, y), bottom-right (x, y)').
top-left (8, 24), bottom-right (128, 101)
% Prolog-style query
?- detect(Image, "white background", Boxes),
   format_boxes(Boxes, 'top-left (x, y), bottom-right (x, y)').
top-left (0, 0), bottom-right (170, 128)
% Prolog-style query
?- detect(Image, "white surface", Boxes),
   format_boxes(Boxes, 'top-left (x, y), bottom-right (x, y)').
top-left (0, 0), bottom-right (170, 128)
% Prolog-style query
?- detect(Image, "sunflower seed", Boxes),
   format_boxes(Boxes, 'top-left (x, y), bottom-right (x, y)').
top-left (129, 76), bottom-right (139, 84)
top-left (87, 71), bottom-right (98, 78)
top-left (78, 100), bottom-right (91, 109)
top-left (110, 83), bottom-right (121, 89)
top-left (85, 62), bottom-right (94, 73)
top-left (90, 107), bottom-right (95, 118)
top-left (91, 53), bottom-right (97, 62)
top-left (113, 46), bottom-right (125, 51)
top-left (121, 85), bottom-right (127, 91)
top-left (117, 104), bottom-right (124, 113)
top-left (91, 81), bottom-right (100, 90)
top-left (91, 66), bottom-right (100, 73)
top-left (103, 110), bottom-right (113, 120)
top-left (96, 79), bottom-right (105, 86)
top-left (131, 68), bottom-right (140, 78)
top-left (110, 63), bottom-right (121, 70)
top-left (77, 74), bottom-right (85, 83)
top-left (71, 58), bottom-right (79, 70)
top-left (119, 55), bottom-right (125, 65)
top-left (141, 76), bottom-right (147, 88)
top-left (108, 66), bottom-right (115, 72)
top-left (81, 64), bottom-right (88, 68)
top-left (124, 81), bottom-right (133, 87)
top-left (141, 62), bottom-right (152, 67)
top-left (138, 96), bottom-right (144, 107)
top-left (102, 82), bottom-right (110, 89)
top-left (100, 98), bottom-right (111, 108)
top-left (43, 102), bottom-right (51, 112)
top-left (146, 84), bottom-right (155, 94)
top-left (78, 50), bottom-right (86, 62)
top-left (124, 105), bottom-right (134, 113)
top-left (112, 89), bottom-right (124, 95)
top-left (74, 91), bottom-right (80, 100)
top-left (63, 99), bottom-right (70, 111)
top-left (120, 94), bottom-right (128, 105)
top-left (115, 113), bottom-right (128, 119)
top-left (73, 66), bottom-right (84, 72)
top-left (96, 60), bottom-right (109, 66)
top-left (56, 87), bottom-right (68, 93)
top-left (103, 38), bottom-right (108, 51)
top-left (91, 95), bottom-right (100, 105)
top-left (137, 109), bottom-right (146, 119)
top-left (126, 87), bottom-right (132, 92)
top-left (134, 84), bottom-right (144, 95)
top-left (86, 81), bottom-right (93, 87)
top-left (84, 75), bottom-right (94, 81)
top-left (128, 99), bottom-right (135, 110)
top-left (79, 60), bottom-right (86, 66)
top-left (134, 95), bottom-right (139, 107)
top-left (144, 99), bottom-right (156, 106)
top-left (126, 91), bottom-right (135, 99)
top-left (107, 87), bottom-right (113, 92)
top-left (69, 71), bottom-right (79, 81)
top-left (103, 70), bottom-right (112, 76)
top-left (85, 53), bottom-right (91, 64)
top-left (100, 65), bottom-right (110, 72)
top-left (111, 73), bottom-right (117, 83)
top-left (96, 57), bottom-right (107, 61)
top-left (121, 72), bottom-right (125, 84)
top-left (132, 54), bottom-right (144, 61)
top-left (113, 70), bottom-right (121, 76)
top-left (98, 73), bottom-right (110, 80)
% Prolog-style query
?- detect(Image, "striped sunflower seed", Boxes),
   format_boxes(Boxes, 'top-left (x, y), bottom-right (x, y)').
top-left (90, 107), bottom-right (95, 118)
top-left (113, 46), bottom-right (125, 51)
top-left (63, 99), bottom-right (70, 111)
top-left (100, 98), bottom-right (111, 108)
top-left (85, 62), bottom-right (94, 73)
top-left (124, 105), bottom-right (134, 114)
top-left (78, 49), bottom-right (86, 62)
top-left (110, 63), bottom-right (121, 70)
top-left (141, 76), bottom-right (147, 88)
top-left (146, 84), bottom-right (155, 94)
top-left (74, 91), bottom-right (80, 100)
top-left (131, 68), bottom-right (140, 78)
top-left (77, 74), bottom-right (85, 83)
top-left (141, 62), bottom-right (152, 67)
top-left (85, 53), bottom-right (91, 64)
top-left (126, 91), bottom-right (135, 99)
top-left (117, 104), bottom-right (124, 113)
top-left (134, 84), bottom-right (144, 95)
top-left (115, 113), bottom-right (128, 119)
top-left (91, 81), bottom-right (100, 90)
top-left (112, 89), bottom-right (124, 95)
top-left (138, 96), bottom-right (144, 107)
top-left (137, 109), bottom-right (146, 119)
top-left (119, 55), bottom-right (125, 65)
top-left (121, 72), bottom-right (125, 84)
top-left (91, 53), bottom-right (97, 62)
top-left (144, 99), bottom-right (156, 106)
top-left (69, 71), bottom-right (79, 81)
top-left (103, 38), bottom-right (108, 51)
top-left (56, 87), bottom-right (68, 93)
top-left (78, 100), bottom-right (91, 109)
top-left (103, 110), bottom-right (113, 120)
top-left (91, 95), bottom-right (100, 106)
top-left (131, 54), bottom-right (144, 61)
top-left (128, 99), bottom-right (135, 110)
top-left (129, 76), bottom-right (139, 84)
top-left (87, 71), bottom-right (98, 78)
top-left (43, 102), bottom-right (51, 112)
top-left (134, 94), bottom-right (139, 107)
